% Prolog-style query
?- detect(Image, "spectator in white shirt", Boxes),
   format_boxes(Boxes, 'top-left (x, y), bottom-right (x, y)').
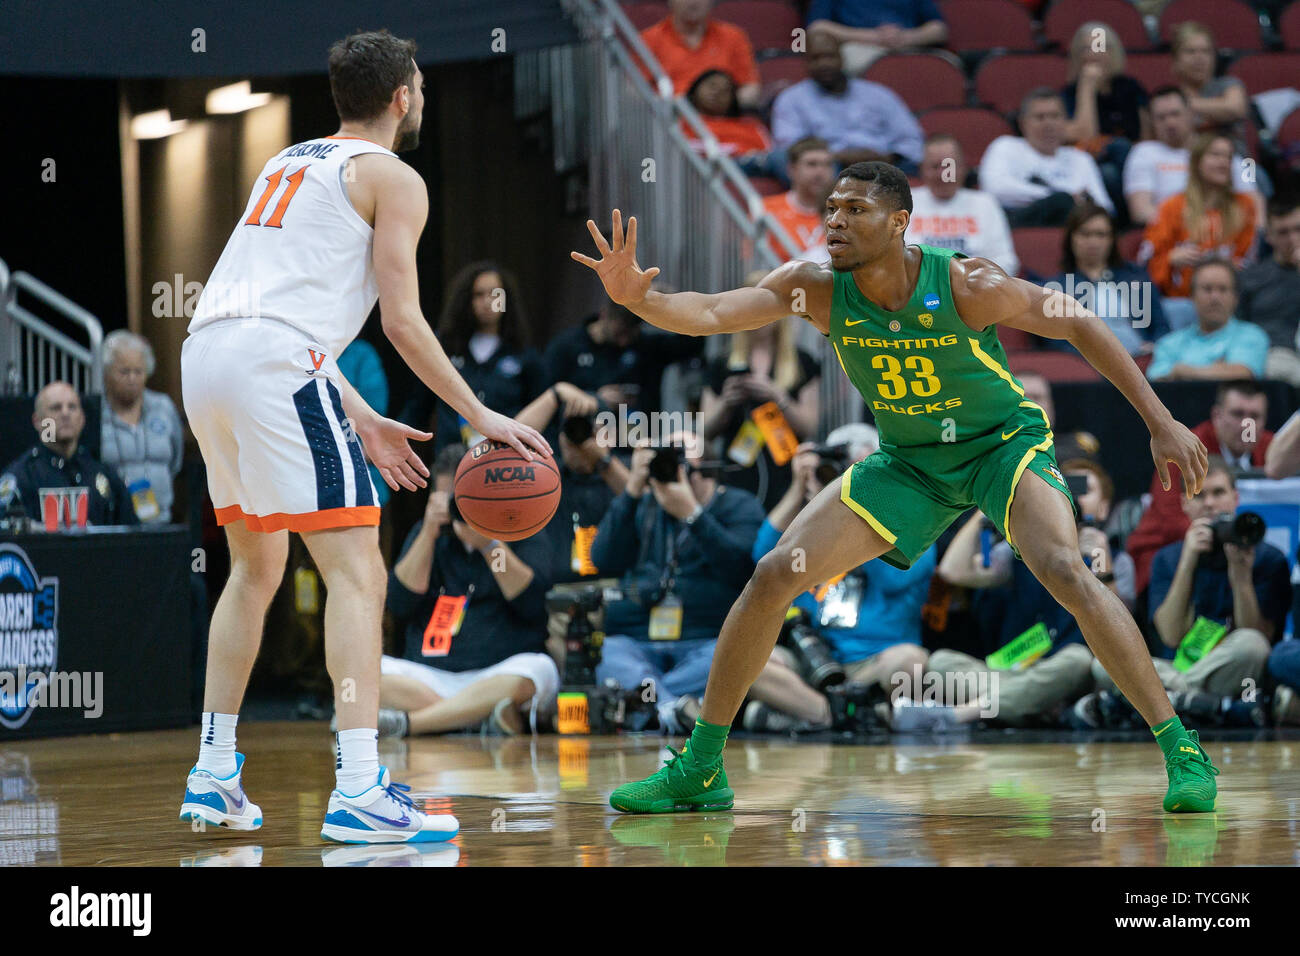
top-left (1123, 86), bottom-right (1260, 227)
top-left (908, 134), bottom-right (1019, 275)
top-left (979, 88), bottom-right (1113, 227)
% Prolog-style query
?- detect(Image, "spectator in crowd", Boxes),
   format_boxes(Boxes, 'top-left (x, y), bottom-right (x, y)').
top-left (770, 30), bottom-right (924, 172)
top-left (1043, 202), bottom-right (1167, 355)
top-left (1061, 21), bottom-right (1150, 221)
top-left (745, 426), bottom-right (934, 732)
top-left (402, 261), bottom-right (548, 450)
top-left (702, 312), bottom-right (820, 509)
top-left (378, 444), bottom-right (556, 737)
top-left (806, 0), bottom-right (948, 76)
top-left (592, 432), bottom-right (766, 733)
top-left (1123, 87), bottom-right (1259, 226)
top-left (1170, 22), bottom-right (1251, 148)
top-left (544, 301), bottom-right (702, 416)
top-left (764, 137), bottom-right (834, 261)
top-left (1238, 197), bottom-right (1300, 384)
top-left (1128, 380), bottom-right (1272, 593)
top-left (1095, 457), bottom-right (1285, 708)
top-left (641, 0), bottom-right (760, 107)
top-left (1265, 406), bottom-right (1300, 479)
top-left (979, 88), bottom-right (1114, 227)
top-left (1268, 642), bottom-right (1300, 725)
top-left (928, 503), bottom-right (1108, 728)
top-left (1017, 370), bottom-right (1056, 424)
top-left (99, 329), bottom-right (184, 523)
top-left (1146, 259), bottom-right (1267, 381)
top-left (337, 336), bottom-right (391, 506)
top-left (513, 382), bottom-right (628, 584)
top-left (907, 134), bottom-right (1019, 275)
top-left (1141, 133), bottom-right (1257, 321)
top-left (0, 381), bottom-right (137, 528)
top-left (683, 69), bottom-right (773, 173)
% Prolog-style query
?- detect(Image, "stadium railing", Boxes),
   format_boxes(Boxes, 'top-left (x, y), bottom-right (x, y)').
top-left (0, 256), bottom-right (104, 397)
top-left (515, 0), bottom-right (862, 436)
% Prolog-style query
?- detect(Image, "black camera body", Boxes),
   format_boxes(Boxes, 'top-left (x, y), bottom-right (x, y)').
top-left (561, 413), bottom-right (595, 446)
top-left (1210, 511), bottom-right (1266, 549)
top-left (810, 442), bottom-right (851, 487)
top-left (783, 608), bottom-right (846, 691)
top-left (649, 445), bottom-right (680, 484)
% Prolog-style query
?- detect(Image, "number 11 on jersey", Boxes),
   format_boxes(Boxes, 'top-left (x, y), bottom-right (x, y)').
top-left (245, 165), bottom-right (307, 228)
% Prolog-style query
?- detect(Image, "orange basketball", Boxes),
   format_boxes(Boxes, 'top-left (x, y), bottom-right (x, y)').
top-left (453, 440), bottom-right (562, 541)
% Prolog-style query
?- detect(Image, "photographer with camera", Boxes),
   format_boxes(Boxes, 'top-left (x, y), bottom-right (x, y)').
top-left (591, 431), bottom-right (766, 732)
top-left (744, 424), bottom-right (935, 733)
top-left (1094, 456), bottom-right (1287, 716)
top-left (375, 443), bottom-right (557, 737)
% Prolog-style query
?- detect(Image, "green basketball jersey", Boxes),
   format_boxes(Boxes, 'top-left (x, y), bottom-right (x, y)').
top-left (829, 245), bottom-right (1026, 450)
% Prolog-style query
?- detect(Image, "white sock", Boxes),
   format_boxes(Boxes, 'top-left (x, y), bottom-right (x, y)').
top-left (196, 712), bottom-right (239, 777)
top-left (335, 728), bottom-right (380, 796)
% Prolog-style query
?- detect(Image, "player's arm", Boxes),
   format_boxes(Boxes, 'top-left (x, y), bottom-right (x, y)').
top-left (571, 209), bottom-right (832, 336)
top-left (952, 256), bottom-right (1208, 498)
top-left (335, 372), bottom-right (431, 492)
top-left (369, 159), bottom-right (549, 460)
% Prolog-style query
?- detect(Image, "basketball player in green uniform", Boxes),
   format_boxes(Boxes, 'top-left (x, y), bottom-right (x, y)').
top-left (571, 163), bottom-right (1218, 814)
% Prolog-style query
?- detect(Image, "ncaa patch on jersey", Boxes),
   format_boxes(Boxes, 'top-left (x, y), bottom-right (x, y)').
top-left (923, 293), bottom-right (941, 310)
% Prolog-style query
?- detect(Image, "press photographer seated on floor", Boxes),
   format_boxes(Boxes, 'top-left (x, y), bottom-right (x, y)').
top-left (743, 425), bottom-right (934, 734)
top-left (374, 443), bottom-right (557, 738)
top-left (1, 381), bottom-right (138, 530)
top-left (1081, 455), bottom-right (1290, 729)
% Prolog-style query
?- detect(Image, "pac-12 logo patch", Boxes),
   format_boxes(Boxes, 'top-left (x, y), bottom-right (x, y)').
top-left (923, 293), bottom-right (941, 310)
top-left (918, 312), bottom-right (933, 328)
top-left (0, 543), bottom-right (59, 730)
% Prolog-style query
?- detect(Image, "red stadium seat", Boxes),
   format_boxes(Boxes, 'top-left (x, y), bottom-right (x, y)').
top-left (1228, 53), bottom-right (1300, 96)
top-left (997, 325), bottom-right (1037, 350)
top-left (714, 1), bottom-right (802, 53)
top-left (622, 2), bottom-right (668, 32)
top-left (918, 107), bottom-right (1012, 165)
top-left (939, 0), bottom-right (1038, 53)
top-left (1007, 350), bottom-right (1102, 382)
top-left (975, 53), bottom-right (1068, 117)
top-left (759, 53), bottom-right (806, 104)
top-left (865, 52), bottom-right (968, 112)
top-left (1281, 3), bottom-right (1300, 52)
top-left (1124, 53), bottom-right (1174, 96)
top-left (1116, 229), bottom-right (1143, 263)
top-left (1159, 0), bottom-right (1262, 52)
top-left (1012, 227), bottom-right (1066, 280)
top-left (1280, 108), bottom-right (1300, 167)
top-left (1042, 0), bottom-right (1153, 53)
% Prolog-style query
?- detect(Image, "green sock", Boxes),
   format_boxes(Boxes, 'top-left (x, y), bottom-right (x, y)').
top-left (1152, 715), bottom-right (1188, 757)
top-left (685, 719), bottom-right (729, 763)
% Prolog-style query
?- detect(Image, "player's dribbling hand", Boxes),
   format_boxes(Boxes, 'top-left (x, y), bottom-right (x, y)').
top-left (474, 409), bottom-right (552, 462)
top-left (570, 209), bottom-right (661, 307)
top-left (355, 414), bottom-right (432, 492)
top-left (1151, 420), bottom-right (1208, 500)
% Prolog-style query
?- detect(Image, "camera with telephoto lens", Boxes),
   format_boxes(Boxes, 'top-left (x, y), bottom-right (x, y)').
top-left (561, 413), bottom-right (595, 446)
top-left (649, 445), bottom-right (680, 484)
top-left (784, 608), bottom-right (846, 691)
top-left (810, 442), bottom-right (851, 487)
top-left (1210, 511), bottom-right (1265, 549)
top-left (546, 584), bottom-right (606, 686)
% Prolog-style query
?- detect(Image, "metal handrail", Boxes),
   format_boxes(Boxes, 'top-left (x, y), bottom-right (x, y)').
top-left (1, 263), bottom-right (103, 397)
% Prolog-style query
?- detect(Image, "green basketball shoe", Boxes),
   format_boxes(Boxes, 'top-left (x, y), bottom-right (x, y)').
top-left (608, 745), bottom-right (734, 814)
top-left (1163, 730), bottom-right (1220, 813)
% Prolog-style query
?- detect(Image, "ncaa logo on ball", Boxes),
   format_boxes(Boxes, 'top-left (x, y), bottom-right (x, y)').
top-left (483, 465), bottom-right (537, 483)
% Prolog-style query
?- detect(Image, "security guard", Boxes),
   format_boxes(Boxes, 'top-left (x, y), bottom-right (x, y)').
top-left (0, 381), bottom-right (137, 527)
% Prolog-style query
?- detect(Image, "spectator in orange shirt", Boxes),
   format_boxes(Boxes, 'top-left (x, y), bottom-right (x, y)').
top-left (763, 137), bottom-right (833, 260)
top-left (641, 0), bottom-right (760, 108)
top-left (683, 70), bottom-right (773, 170)
top-left (1140, 132), bottom-right (1256, 327)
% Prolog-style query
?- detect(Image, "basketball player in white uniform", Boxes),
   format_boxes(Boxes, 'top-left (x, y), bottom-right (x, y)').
top-left (178, 30), bottom-right (549, 843)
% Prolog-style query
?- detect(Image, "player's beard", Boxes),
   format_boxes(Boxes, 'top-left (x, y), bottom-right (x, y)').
top-left (393, 114), bottom-right (420, 153)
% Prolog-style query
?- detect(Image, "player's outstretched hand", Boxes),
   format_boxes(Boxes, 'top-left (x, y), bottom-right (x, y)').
top-left (475, 409), bottom-right (552, 462)
top-left (356, 415), bottom-right (432, 492)
top-left (1151, 419), bottom-right (1209, 499)
top-left (570, 209), bottom-right (661, 307)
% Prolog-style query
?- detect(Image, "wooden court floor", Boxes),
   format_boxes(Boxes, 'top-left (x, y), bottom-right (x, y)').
top-left (3, 722), bottom-right (1298, 866)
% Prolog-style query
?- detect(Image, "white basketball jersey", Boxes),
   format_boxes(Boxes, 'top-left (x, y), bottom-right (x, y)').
top-left (189, 136), bottom-right (398, 354)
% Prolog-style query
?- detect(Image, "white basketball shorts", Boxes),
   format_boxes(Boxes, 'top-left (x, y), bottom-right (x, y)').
top-left (181, 317), bottom-right (379, 533)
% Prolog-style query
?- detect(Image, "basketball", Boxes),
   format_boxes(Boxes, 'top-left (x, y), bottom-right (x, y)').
top-left (452, 439), bottom-right (561, 541)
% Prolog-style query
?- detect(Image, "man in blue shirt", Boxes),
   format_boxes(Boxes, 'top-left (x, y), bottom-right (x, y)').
top-left (771, 31), bottom-right (924, 171)
top-left (807, 0), bottom-right (947, 75)
top-left (1147, 260), bottom-right (1269, 381)
top-left (1093, 456), bottom-right (1286, 702)
top-left (744, 425), bottom-right (935, 732)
